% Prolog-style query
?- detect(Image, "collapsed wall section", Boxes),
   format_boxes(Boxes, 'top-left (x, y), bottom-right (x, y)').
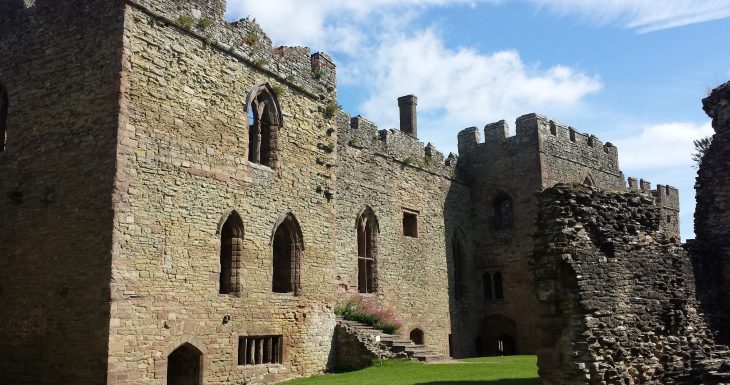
top-left (692, 81), bottom-right (730, 345)
top-left (532, 185), bottom-right (716, 385)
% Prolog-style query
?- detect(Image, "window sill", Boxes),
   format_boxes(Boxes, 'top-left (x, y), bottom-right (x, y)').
top-left (237, 363), bottom-right (285, 369)
top-left (249, 162), bottom-right (274, 172)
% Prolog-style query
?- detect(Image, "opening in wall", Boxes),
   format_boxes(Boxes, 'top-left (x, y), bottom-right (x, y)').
top-left (453, 233), bottom-right (466, 299)
top-left (403, 210), bottom-right (419, 238)
top-left (247, 84), bottom-right (282, 168)
top-left (272, 213), bottom-right (303, 295)
top-left (238, 336), bottom-right (283, 366)
top-left (168, 343), bottom-right (203, 385)
top-left (357, 208), bottom-right (379, 293)
top-left (483, 270), bottom-right (504, 301)
top-left (493, 194), bottom-right (514, 231)
top-left (219, 211), bottom-right (244, 295)
top-left (0, 83), bottom-right (7, 152)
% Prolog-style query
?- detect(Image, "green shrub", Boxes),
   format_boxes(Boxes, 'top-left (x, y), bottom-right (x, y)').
top-left (177, 15), bottom-right (195, 30)
top-left (197, 17), bottom-right (214, 29)
top-left (270, 84), bottom-right (285, 97)
top-left (324, 103), bottom-right (342, 119)
top-left (312, 65), bottom-right (326, 79)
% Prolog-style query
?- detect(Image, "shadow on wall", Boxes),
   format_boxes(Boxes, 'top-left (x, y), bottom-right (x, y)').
top-left (416, 380), bottom-right (538, 385)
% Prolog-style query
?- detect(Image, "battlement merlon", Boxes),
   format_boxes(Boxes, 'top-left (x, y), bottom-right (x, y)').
top-left (703, 81), bottom-right (730, 134)
top-left (628, 176), bottom-right (680, 213)
top-left (457, 113), bottom-right (619, 161)
top-left (337, 99), bottom-right (456, 175)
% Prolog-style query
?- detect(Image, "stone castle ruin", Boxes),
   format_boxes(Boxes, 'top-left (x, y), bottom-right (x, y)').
top-left (0, 0), bottom-right (726, 384)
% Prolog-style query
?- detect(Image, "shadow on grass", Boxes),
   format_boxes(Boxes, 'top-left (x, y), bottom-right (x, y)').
top-left (416, 380), bottom-right (538, 385)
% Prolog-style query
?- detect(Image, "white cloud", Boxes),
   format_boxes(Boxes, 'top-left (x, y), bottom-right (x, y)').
top-left (613, 121), bottom-right (714, 170)
top-left (225, 0), bottom-right (487, 52)
top-left (529, 0), bottom-right (730, 32)
top-left (358, 29), bottom-right (602, 152)
top-left (612, 121), bottom-right (714, 240)
top-left (226, 0), bottom-right (730, 46)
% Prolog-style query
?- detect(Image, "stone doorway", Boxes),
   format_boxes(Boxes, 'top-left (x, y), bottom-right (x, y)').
top-left (479, 315), bottom-right (516, 356)
top-left (167, 343), bottom-right (203, 385)
top-left (410, 328), bottom-right (424, 345)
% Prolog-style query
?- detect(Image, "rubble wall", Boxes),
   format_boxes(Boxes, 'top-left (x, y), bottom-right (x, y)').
top-left (532, 185), bottom-right (715, 385)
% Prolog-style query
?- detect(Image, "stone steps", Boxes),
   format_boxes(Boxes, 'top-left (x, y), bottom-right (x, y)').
top-left (335, 317), bottom-right (452, 364)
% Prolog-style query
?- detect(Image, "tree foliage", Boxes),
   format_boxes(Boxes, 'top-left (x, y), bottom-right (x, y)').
top-left (692, 136), bottom-right (713, 168)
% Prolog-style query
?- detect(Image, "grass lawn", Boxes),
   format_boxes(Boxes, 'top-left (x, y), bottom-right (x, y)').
top-left (283, 356), bottom-right (539, 385)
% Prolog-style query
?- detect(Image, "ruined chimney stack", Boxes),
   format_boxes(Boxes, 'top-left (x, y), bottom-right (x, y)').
top-left (398, 95), bottom-right (418, 138)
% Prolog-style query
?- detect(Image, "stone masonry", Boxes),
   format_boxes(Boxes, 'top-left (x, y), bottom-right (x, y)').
top-left (0, 1), bottom-right (687, 384)
top-left (531, 185), bottom-right (717, 384)
top-left (692, 81), bottom-right (730, 347)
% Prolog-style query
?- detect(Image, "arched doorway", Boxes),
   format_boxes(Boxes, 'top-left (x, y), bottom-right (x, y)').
top-left (479, 315), bottom-right (517, 356)
top-left (410, 328), bottom-right (424, 345)
top-left (167, 343), bottom-right (202, 385)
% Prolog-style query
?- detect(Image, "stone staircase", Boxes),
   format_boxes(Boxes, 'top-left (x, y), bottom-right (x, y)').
top-left (336, 317), bottom-right (451, 363)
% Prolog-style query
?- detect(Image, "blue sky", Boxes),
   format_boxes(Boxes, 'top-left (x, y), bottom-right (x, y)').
top-left (226, 1), bottom-right (730, 239)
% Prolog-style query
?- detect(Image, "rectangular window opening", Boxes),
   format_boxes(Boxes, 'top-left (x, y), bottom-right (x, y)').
top-left (402, 210), bottom-right (419, 238)
top-left (238, 335), bottom-right (283, 366)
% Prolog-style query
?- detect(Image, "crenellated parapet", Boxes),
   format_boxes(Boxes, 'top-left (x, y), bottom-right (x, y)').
top-left (124, 0), bottom-right (337, 101)
top-left (625, 177), bottom-right (681, 240)
top-left (3, 1), bottom-right (338, 101)
top-left (456, 113), bottom-right (625, 191)
top-left (337, 103), bottom-right (458, 179)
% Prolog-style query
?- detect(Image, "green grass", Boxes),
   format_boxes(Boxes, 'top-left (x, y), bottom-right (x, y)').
top-left (283, 356), bottom-right (539, 385)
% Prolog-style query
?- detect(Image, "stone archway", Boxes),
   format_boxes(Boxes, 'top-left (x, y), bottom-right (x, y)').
top-left (167, 343), bottom-right (203, 385)
top-left (410, 328), bottom-right (425, 345)
top-left (479, 315), bottom-right (516, 356)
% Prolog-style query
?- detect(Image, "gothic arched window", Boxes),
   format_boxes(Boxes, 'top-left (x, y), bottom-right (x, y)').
top-left (494, 193), bottom-right (514, 231)
top-left (219, 211), bottom-right (244, 295)
top-left (1, 83), bottom-right (7, 151)
top-left (482, 272), bottom-right (492, 299)
top-left (493, 272), bottom-right (504, 300)
top-left (452, 232), bottom-right (466, 299)
top-left (246, 84), bottom-right (282, 168)
top-left (272, 213), bottom-right (304, 295)
top-left (357, 207), bottom-right (379, 293)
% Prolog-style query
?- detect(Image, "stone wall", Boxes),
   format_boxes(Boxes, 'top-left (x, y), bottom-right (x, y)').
top-left (533, 114), bottom-right (624, 191)
top-left (455, 120), bottom-right (545, 355)
top-left (0, 1), bottom-right (698, 383)
top-left (335, 111), bottom-right (472, 358)
top-left (106, 3), bottom-right (338, 384)
top-left (532, 185), bottom-right (716, 385)
top-left (692, 81), bottom-right (730, 345)
top-left (0, 1), bottom-right (124, 384)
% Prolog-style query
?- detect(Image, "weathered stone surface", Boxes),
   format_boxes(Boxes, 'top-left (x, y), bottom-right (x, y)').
top-left (0, 1), bottom-right (690, 384)
top-left (0, 1), bottom-right (124, 384)
top-left (692, 81), bottom-right (730, 346)
top-left (531, 184), bottom-right (717, 385)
